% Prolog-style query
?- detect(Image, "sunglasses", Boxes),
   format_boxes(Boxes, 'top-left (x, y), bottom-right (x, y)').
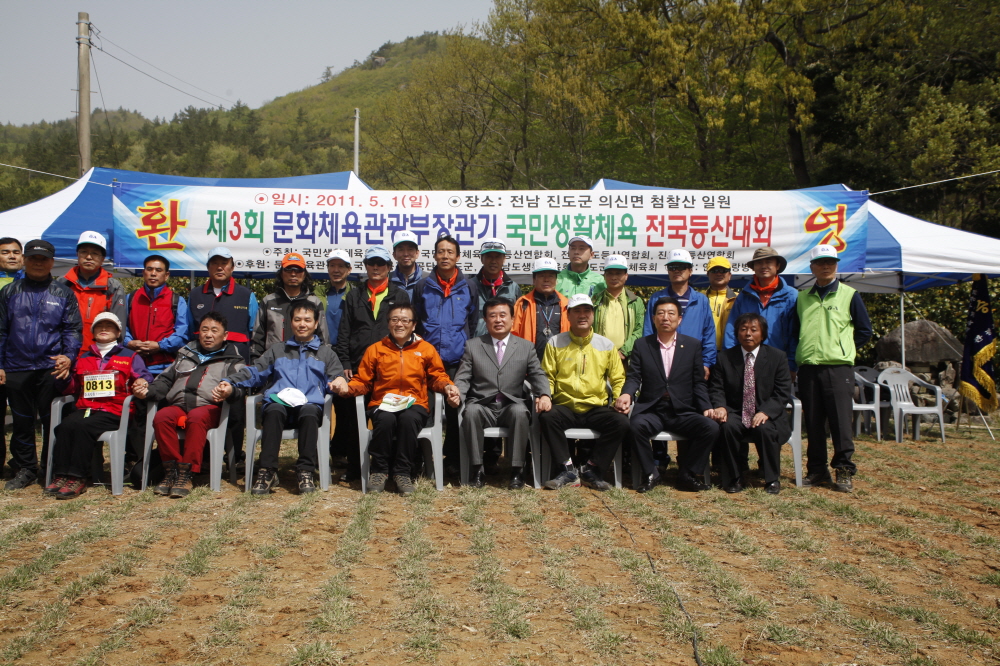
top-left (667, 264), bottom-right (691, 271)
top-left (365, 259), bottom-right (388, 267)
top-left (708, 268), bottom-right (730, 275)
top-left (282, 266), bottom-right (304, 273)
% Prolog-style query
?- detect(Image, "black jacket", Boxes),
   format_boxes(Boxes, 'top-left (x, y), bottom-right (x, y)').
top-left (335, 280), bottom-right (411, 371)
top-left (708, 343), bottom-right (792, 442)
top-left (623, 333), bottom-right (711, 415)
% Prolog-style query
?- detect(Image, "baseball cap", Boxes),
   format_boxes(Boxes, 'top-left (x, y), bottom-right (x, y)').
top-left (281, 252), bottom-right (307, 269)
top-left (91, 311), bottom-right (122, 332)
top-left (810, 244), bottom-right (840, 262)
top-left (76, 231), bottom-right (107, 252)
top-left (666, 249), bottom-right (694, 266)
top-left (531, 257), bottom-right (559, 273)
top-left (326, 249), bottom-right (352, 265)
top-left (706, 256), bottom-right (731, 271)
top-left (604, 254), bottom-right (629, 271)
top-left (567, 294), bottom-right (595, 309)
top-left (208, 246), bottom-right (233, 261)
top-left (746, 247), bottom-right (787, 273)
top-left (364, 246), bottom-right (392, 263)
top-left (23, 239), bottom-right (55, 258)
top-left (392, 230), bottom-right (420, 249)
top-left (479, 239), bottom-right (507, 255)
top-left (568, 236), bottom-right (594, 249)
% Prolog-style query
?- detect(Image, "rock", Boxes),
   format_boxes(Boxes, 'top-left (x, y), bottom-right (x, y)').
top-left (876, 319), bottom-right (963, 365)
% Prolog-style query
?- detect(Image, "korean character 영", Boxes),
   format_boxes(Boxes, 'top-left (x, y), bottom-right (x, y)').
top-left (667, 215), bottom-right (687, 245)
top-left (682, 195), bottom-right (696, 209)
top-left (689, 215), bottom-right (708, 249)
top-left (702, 195), bottom-right (716, 209)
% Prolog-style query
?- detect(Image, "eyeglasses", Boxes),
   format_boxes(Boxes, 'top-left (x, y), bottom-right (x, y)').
top-left (389, 317), bottom-right (413, 324)
top-left (708, 268), bottom-right (730, 275)
top-left (282, 266), bottom-right (304, 273)
top-left (666, 264), bottom-right (690, 271)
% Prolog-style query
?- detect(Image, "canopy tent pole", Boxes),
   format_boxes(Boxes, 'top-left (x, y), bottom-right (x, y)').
top-left (976, 404), bottom-right (996, 440)
top-left (899, 289), bottom-right (906, 369)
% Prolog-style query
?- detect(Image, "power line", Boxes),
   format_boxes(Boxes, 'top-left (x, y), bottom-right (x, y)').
top-left (89, 42), bottom-right (121, 167)
top-left (0, 162), bottom-right (114, 184)
top-left (870, 169), bottom-right (1000, 195)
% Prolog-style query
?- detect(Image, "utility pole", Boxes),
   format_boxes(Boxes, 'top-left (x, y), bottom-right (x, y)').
top-left (77, 11), bottom-right (92, 176)
top-left (353, 108), bottom-right (360, 176)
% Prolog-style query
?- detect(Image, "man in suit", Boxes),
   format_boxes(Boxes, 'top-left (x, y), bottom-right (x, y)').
top-left (455, 297), bottom-right (552, 489)
top-left (707, 312), bottom-right (792, 495)
top-left (616, 296), bottom-right (719, 493)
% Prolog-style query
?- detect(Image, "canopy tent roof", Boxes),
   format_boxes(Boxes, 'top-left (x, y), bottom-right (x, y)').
top-left (0, 167), bottom-right (370, 262)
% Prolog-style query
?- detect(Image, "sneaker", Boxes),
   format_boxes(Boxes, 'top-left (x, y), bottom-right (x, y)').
top-left (171, 463), bottom-right (193, 498)
top-left (368, 472), bottom-right (388, 493)
top-left (580, 465), bottom-right (611, 491)
top-left (802, 471), bottom-right (832, 487)
top-left (5, 468), bottom-right (37, 491)
top-left (394, 474), bottom-right (415, 496)
top-left (155, 461), bottom-right (178, 496)
top-left (43, 475), bottom-right (69, 496)
top-left (297, 470), bottom-right (317, 494)
top-left (544, 468), bottom-right (580, 490)
top-left (56, 477), bottom-right (87, 499)
top-left (251, 468), bottom-right (278, 495)
top-left (834, 469), bottom-right (854, 493)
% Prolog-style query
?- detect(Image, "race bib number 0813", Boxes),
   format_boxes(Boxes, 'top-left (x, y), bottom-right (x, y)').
top-left (83, 373), bottom-right (115, 399)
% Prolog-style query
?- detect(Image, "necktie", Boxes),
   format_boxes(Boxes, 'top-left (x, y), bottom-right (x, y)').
top-left (495, 340), bottom-right (505, 403)
top-left (742, 352), bottom-right (756, 428)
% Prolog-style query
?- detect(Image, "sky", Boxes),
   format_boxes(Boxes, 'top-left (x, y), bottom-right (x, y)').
top-left (1, 0), bottom-right (495, 126)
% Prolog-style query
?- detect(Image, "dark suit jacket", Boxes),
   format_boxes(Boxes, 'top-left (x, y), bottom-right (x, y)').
top-left (454, 333), bottom-right (550, 408)
top-left (623, 333), bottom-right (711, 416)
top-left (708, 343), bottom-right (792, 442)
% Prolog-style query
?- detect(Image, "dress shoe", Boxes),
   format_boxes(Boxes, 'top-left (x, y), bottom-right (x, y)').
top-left (676, 473), bottom-right (710, 492)
top-left (765, 480), bottom-right (780, 495)
top-left (509, 469), bottom-right (525, 490)
top-left (636, 470), bottom-right (661, 494)
top-left (471, 466), bottom-right (485, 489)
top-left (724, 480), bottom-right (745, 494)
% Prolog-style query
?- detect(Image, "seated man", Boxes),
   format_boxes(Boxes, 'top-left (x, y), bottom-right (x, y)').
top-left (455, 297), bottom-right (552, 489)
top-left (539, 294), bottom-right (629, 491)
top-left (616, 297), bottom-right (719, 493)
top-left (339, 304), bottom-right (460, 496)
top-left (217, 302), bottom-right (347, 495)
top-left (135, 312), bottom-right (246, 498)
top-left (45, 313), bottom-right (152, 499)
top-left (707, 313), bottom-right (792, 494)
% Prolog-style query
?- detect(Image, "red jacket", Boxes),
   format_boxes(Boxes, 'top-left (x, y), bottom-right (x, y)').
top-left (58, 266), bottom-right (128, 354)
top-left (127, 285), bottom-right (179, 368)
top-left (61, 344), bottom-right (152, 417)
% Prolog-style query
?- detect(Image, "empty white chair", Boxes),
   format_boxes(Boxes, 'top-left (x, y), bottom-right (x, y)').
top-left (878, 367), bottom-right (947, 443)
top-left (852, 372), bottom-right (882, 440)
top-left (357, 392), bottom-right (445, 493)
top-left (140, 400), bottom-right (232, 492)
top-left (244, 394), bottom-right (333, 492)
top-left (47, 395), bottom-right (132, 496)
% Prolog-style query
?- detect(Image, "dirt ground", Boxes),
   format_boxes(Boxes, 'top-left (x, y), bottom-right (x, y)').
top-left (0, 427), bottom-right (997, 666)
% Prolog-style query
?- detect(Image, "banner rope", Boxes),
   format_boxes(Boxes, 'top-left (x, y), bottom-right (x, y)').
top-left (870, 169), bottom-right (1000, 195)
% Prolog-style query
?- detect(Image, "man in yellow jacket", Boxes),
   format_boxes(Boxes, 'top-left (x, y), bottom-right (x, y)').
top-left (539, 294), bottom-right (629, 491)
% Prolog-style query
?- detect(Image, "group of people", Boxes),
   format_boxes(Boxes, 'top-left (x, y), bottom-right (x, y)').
top-left (0, 228), bottom-right (869, 499)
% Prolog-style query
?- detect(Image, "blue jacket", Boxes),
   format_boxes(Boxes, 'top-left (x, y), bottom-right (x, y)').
top-left (0, 276), bottom-right (82, 372)
top-left (642, 286), bottom-right (717, 366)
top-left (227, 335), bottom-right (344, 407)
top-left (723, 277), bottom-right (799, 370)
top-left (412, 270), bottom-right (477, 366)
top-left (390, 264), bottom-right (424, 299)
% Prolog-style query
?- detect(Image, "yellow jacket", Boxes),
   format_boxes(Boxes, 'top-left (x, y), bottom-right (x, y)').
top-left (704, 287), bottom-right (737, 350)
top-left (542, 330), bottom-right (625, 413)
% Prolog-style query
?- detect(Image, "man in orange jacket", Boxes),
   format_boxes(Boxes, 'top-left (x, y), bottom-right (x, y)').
top-left (341, 303), bottom-right (460, 496)
top-left (511, 257), bottom-right (570, 361)
top-left (57, 231), bottom-right (127, 355)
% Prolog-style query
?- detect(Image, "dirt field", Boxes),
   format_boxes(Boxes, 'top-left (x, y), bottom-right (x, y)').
top-left (0, 428), bottom-right (998, 666)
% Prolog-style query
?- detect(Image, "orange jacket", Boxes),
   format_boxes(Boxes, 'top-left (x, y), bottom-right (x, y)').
top-left (347, 334), bottom-right (453, 411)
top-left (511, 290), bottom-right (569, 343)
top-left (57, 266), bottom-right (127, 353)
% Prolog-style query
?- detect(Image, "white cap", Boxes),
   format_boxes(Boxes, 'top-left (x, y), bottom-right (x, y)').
top-left (604, 254), bottom-right (629, 271)
top-left (810, 244), bottom-right (840, 262)
top-left (568, 235), bottom-right (594, 249)
top-left (531, 256), bottom-right (559, 273)
top-left (91, 311), bottom-right (122, 332)
top-left (567, 294), bottom-right (595, 309)
top-left (77, 231), bottom-right (107, 252)
top-left (392, 230), bottom-right (420, 248)
top-left (208, 246), bottom-right (233, 260)
top-left (326, 249), bottom-right (352, 265)
top-left (666, 249), bottom-right (693, 266)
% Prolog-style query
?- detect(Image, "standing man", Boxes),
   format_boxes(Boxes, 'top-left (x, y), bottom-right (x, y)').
top-left (469, 239), bottom-right (521, 338)
top-left (592, 254), bottom-right (645, 371)
top-left (323, 249), bottom-right (356, 348)
top-left (539, 294), bottom-right (629, 491)
top-left (0, 237), bottom-right (23, 475)
top-left (0, 240), bottom-right (82, 489)
top-left (252, 252), bottom-right (328, 362)
top-left (617, 297), bottom-right (719, 493)
top-left (642, 249), bottom-right (717, 377)
top-left (724, 247), bottom-right (799, 374)
top-left (455, 297), bottom-right (552, 489)
top-left (512, 257), bottom-right (570, 361)
top-left (58, 231), bottom-right (127, 355)
top-left (556, 236), bottom-right (605, 298)
top-left (389, 230), bottom-right (423, 298)
top-left (704, 256), bottom-right (737, 351)
top-left (707, 313), bottom-right (792, 494)
top-left (187, 247), bottom-right (259, 364)
top-left (797, 244), bottom-right (871, 493)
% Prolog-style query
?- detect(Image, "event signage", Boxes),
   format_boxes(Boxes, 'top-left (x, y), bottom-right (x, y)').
top-left (112, 184), bottom-right (868, 274)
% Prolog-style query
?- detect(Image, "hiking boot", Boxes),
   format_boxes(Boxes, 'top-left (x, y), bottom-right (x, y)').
top-left (56, 476), bottom-right (87, 499)
top-left (802, 471), bottom-right (832, 487)
top-left (297, 470), bottom-right (317, 494)
top-left (171, 463), bottom-right (194, 498)
top-left (251, 467), bottom-right (278, 495)
top-left (367, 472), bottom-right (388, 493)
top-left (834, 469), bottom-right (854, 493)
top-left (544, 468), bottom-right (580, 490)
top-left (5, 468), bottom-right (36, 491)
top-left (394, 474), bottom-right (415, 496)
top-left (43, 475), bottom-right (69, 496)
top-left (155, 461), bottom-right (178, 496)
top-left (580, 465), bottom-right (611, 491)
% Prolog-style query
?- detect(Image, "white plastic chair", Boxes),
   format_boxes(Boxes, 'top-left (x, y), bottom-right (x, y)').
top-left (140, 400), bottom-right (232, 492)
top-left (878, 367), bottom-right (947, 443)
top-left (853, 372), bottom-right (882, 440)
top-left (47, 395), bottom-right (132, 496)
top-left (357, 392), bottom-right (445, 493)
top-left (244, 394), bottom-right (333, 492)
top-left (458, 382), bottom-right (544, 489)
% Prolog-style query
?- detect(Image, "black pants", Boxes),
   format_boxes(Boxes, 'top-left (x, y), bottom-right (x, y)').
top-left (716, 413), bottom-right (782, 485)
top-left (259, 402), bottom-right (323, 472)
top-left (52, 409), bottom-right (120, 479)
top-left (5, 369), bottom-right (57, 474)
top-left (369, 405), bottom-right (429, 477)
top-left (799, 364), bottom-right (856, 474)
top-left (539, 404), bottom-right (629, 476)
top-left (630, 398), bottom-right (718, 480)
top-left (443, 363), bottom-right (460, 465)
top-left (331, 395), bottom-right (359, 475)
top-left (0, 383), bottom-right (7, 471)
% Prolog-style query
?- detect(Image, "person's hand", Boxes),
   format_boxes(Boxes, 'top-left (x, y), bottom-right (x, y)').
top-left (212, 381), bottom-right (233, 402)
top-left (343, 369), bottom-right (354, 380)
top-left (535, 394), bottom-right (552, 413)
top-left (126, 340), bottom-right (143, 351)
top-left (618, 350), bottom-right (627, 362)
top-left (0, 369), bottom-right (5, 385)
top-left (614, 393), bottom-right (631, 414)
top-left (751, 412), bottom-right (769, 428)
top-left (50, 355), bottom-right (71, 380)
top-left (789, 370), bottom-right (797, 384)
top-left (329, 376), bottom-right (349, 396)
top-left (703, 366), bottom-right (710, 382)
top-left (133, 381), bottom-right (148, 399)
top-left (444, 384), bottom-right (461, 408)
top-left (145, 341), bottom-right (160, 352)
top-left (705, 407), bottom-right (727, 423)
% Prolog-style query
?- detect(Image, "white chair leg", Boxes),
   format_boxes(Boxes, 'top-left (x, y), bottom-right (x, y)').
top-left (612, 444), bottom-right (622, 489)
top-left (141, 404), bottom-right (158, 491)
top-left (318, 397), bottom-right (332, 491)
top-left (108, 433), bottom-right (125, 496)
top-left (209, 429), bottom-right (223, 493)
top-left (357, 398), bottom-right (370, 494)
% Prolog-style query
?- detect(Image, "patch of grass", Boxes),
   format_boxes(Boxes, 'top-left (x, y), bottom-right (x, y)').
top-left (772, 523), bottom-right (824, 553)
top-left (979, 571), bottom-right (1000, 587)
top-left (157, 573), bottom-right (186, 596)
top-left (702, 644), bottom-right (741, 666)
top-left (721, 527), bottom-right (759, 555)
top-left (850, 617), bottom-right (914, 653)
top-left (204, 565), bottom-right (272, 649)
top-left (289, 641), bottom-right (345, 665)
top-left (761, 623), bottom-right (804, 645)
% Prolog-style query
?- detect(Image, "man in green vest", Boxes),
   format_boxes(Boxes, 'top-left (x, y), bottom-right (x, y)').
top-left (556, 236), bottom-right (605, 298)
top-left (796, 244), bottom-right (871, 493)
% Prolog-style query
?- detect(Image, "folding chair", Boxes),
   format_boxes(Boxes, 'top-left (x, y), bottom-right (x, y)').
top-left (244, 394), bottom-right (333, 492)
top-left (853, 372), bottom-right (882, 440)
top-left (47, 395), bottom-right (132, 496)
top-left (357, 392), bottom-right (445, 493)
top-left (458, 382), bottom-right (544, 489)
top-left (878, 367), bottom-right (947, 443)
top-left (140, 400), bottom-right (232, 492)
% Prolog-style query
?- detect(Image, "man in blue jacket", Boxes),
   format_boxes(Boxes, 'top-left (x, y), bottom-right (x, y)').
top-left (389, 230), bottom-right (424, 298)
top-left (0, 237), bottom-right (24, 476)
top-left (642, 249), bottom-right (717, 379)
top-left (0, 240), bottom-right (82, 489)
top-left (723, 247), bottom-right (799, 376)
